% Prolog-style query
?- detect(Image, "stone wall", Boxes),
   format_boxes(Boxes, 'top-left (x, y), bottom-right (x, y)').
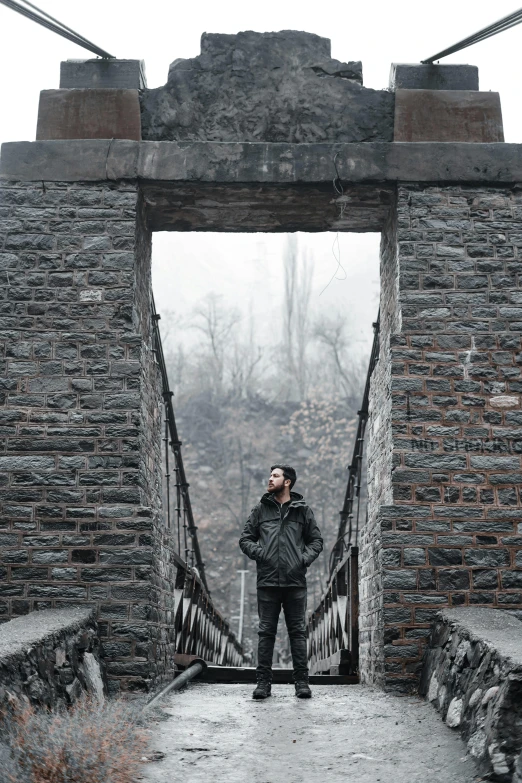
top-left (0, 178), bottom-right (174, 693)
top-left (365, 184), bottom-right (522, 691)
top-left (420, 608), bottom-right (522, 782)
top-left (360, 201), bottom-right (398, 686)
top-left (0, 607), bottom-right (106, 707)
top-left (140, 31), bottom-right (394, 144)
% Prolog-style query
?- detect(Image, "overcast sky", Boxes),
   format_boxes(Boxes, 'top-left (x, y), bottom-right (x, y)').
top-left (1, 0), bottom-right (521, 356)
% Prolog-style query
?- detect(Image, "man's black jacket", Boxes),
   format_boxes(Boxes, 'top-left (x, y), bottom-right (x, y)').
top-left (239, 491), bottom-right (323, 587)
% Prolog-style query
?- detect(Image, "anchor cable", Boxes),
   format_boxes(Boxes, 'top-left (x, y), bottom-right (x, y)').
top-left (422, 6), bottom-right (522, 63)
top-left (0, 0), bottom-right (115, 58)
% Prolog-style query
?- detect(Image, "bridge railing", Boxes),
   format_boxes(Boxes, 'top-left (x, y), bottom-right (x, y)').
top-left (307, 546), bottom-right (359, 675)
top-left (328, 312), bottom-right (380, 575)
top-left (172, 551), bottom-right (243, 667)
top-left (151, 295), bottom-right (209, 592)
top-left (307, 313), bottom-right (379, 677)
top-left (152, 297), bottom-right (244, 667)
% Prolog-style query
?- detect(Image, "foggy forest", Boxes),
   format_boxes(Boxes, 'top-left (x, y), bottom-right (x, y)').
top-left (160, 236), bottom-right (372, 657)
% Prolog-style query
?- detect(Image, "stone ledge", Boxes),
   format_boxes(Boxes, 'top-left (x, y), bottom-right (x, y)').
top-left (442, 608), bottom-right (522, 666)
top-left (389, 63), bottom-right (479, 92)
top-left (0, 607), bottom-right (106, 708)
top-left (0, 606), bottom-right (94, 662)
top-left (1, 140), bottom-right (522, 185)
top-left (420, 608), bottom-right (522, 782)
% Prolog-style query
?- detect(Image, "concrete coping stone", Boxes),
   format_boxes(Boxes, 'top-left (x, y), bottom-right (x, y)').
top-left (390, 63), bottom-right (479, 92)
top-left (60, 59), bottom-right (147, 90)
top-left (0, 607), bottom-right (95, 666)
top-left (440, 607), bottom-right (522, 668)
top-left (1, 139), bottom-right (522, 185)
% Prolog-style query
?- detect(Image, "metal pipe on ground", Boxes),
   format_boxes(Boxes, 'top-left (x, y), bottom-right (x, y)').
top-left (143, 659), bottom-right (207, 711)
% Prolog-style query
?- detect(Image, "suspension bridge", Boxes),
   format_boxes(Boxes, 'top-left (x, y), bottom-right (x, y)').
top-left (1, 4), bottom-right (522, 780)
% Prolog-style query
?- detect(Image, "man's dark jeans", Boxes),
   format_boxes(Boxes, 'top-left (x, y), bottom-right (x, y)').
top-left (256, 586), bottom-right (308, 682)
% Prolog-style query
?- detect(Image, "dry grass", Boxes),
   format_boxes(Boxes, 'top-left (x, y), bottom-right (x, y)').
top-left (0, 695), bottom-right (148, 783)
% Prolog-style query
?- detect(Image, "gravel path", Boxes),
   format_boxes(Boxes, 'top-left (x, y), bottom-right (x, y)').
top-left (141, 683), bottom-right (480, 783)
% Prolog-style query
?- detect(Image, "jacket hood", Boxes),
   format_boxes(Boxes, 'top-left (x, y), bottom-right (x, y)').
top-left (260, 490), bottom-right (306, 507)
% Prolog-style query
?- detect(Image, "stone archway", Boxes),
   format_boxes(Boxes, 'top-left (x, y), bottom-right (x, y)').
top-left (1, 31), bottom-right (520, 692)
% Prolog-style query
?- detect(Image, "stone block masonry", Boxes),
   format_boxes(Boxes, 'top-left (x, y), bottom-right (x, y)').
top-left (0, 179), bottom-right (176, 693)
top-left (364, 184), bottom-right (522, 692)
top-left (3, 135), bottom-right (522, 692)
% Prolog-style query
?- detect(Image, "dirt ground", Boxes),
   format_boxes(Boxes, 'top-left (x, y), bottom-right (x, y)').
top-left (140, 683), bottom-right (481, 783)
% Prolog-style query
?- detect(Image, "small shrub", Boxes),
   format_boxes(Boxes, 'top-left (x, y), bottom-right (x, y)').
top-left (0, 695), bottom-right (148, 783)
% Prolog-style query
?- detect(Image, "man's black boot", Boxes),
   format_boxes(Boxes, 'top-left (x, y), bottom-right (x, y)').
top-left (252, 680), bottom-right (272, 700)
top-left (295, 680), bottom-right (312, 699)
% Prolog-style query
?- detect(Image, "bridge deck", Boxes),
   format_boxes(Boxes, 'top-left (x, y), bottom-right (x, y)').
top-left (142, 683), bottom-right (478, 783)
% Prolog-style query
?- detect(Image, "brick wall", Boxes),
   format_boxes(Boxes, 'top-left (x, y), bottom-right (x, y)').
top-left (0, 179), bottom-right (175, 693)
top-left (364, 184), bottom-right (522, 691)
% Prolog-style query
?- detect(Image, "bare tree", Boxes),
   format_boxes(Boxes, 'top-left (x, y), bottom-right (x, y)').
top-left (281, 237), bottom-right (313, 401)
top-left (159, 309), bottom-right (187, 395)
top-left (191, 293), bottom-right (241, 396)
top-left (313, 311), bottom-right (365, 403)
top-left (229, 307), bottom-right (264, 399)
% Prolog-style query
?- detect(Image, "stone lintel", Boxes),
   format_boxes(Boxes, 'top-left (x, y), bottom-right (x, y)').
top-left (390, 63), bottom-right (479, 91)
top-left (2, 140), bottom-right (522, 185)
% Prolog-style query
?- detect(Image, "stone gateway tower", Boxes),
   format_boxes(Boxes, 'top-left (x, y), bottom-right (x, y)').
top-left (1, 31), bottom-right (520, 693)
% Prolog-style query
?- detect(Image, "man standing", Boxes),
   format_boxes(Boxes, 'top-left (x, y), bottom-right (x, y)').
top-left (239, 465), bottom-right (323, 700)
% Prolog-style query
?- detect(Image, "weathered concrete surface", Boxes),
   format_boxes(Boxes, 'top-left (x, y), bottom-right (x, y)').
top-left (441, 608), bottom-right (522, 665)
top-left (36, 89), bottom-right (142, 141)
top-left (60, 59), bottom-right (147, 90)
top-left (0, 608), bottom-right (106, 708)
top-left (394, 90), bottom-right (504, 143)
top-left (390, 64), bottom-right (479, 91)
top-left (4, 140), bottom-right (522, 185)
top-left (141, 683), bottom-right (478, 783)
top-left (140, 31), bottom-right (394, 144)
top-left (0, 607), bottom-right (93, 660)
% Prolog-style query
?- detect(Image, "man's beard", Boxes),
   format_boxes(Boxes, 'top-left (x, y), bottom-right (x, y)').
top-left (267, 484), bottom-right (282, 494)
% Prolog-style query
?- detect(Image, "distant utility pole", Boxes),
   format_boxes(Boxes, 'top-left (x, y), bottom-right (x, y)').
top-left (237, 570), bottom-right (248, 643)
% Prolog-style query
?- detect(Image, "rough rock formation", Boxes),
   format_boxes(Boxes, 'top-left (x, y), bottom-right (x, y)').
top-left (140, 31), bottom-right (394, 143)
top-left (420, 608), bottom-right (522, 782)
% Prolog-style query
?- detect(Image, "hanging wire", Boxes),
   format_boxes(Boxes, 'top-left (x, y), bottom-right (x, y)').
top-left (175, 463), bottom-right (182, 555)
top-left (163, 400), bottom-right (171, 529)
top-left (151, 296), bottom-right (209, 593)
top-left (319, 152), bottom-right (348, 297)
top-left (183, 500), bottom-right (189, 564)
top-left (0, 0), bottom-right (115, 58)
top-left (422, 7), bottom-right (522, 63)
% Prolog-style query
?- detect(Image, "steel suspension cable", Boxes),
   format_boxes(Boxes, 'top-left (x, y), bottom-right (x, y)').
top-left (422, 7), bottom-right (522, 63)
top-left (175, 463), bottom-right (182, 555)
top-left (0, 0), bottom-right (115, 58)
top-left (329, 314), bottom-right (380, 577)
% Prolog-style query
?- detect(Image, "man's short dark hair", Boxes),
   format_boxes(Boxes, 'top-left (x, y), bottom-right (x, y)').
top-left (271, 464), bottom-right (297, 489)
